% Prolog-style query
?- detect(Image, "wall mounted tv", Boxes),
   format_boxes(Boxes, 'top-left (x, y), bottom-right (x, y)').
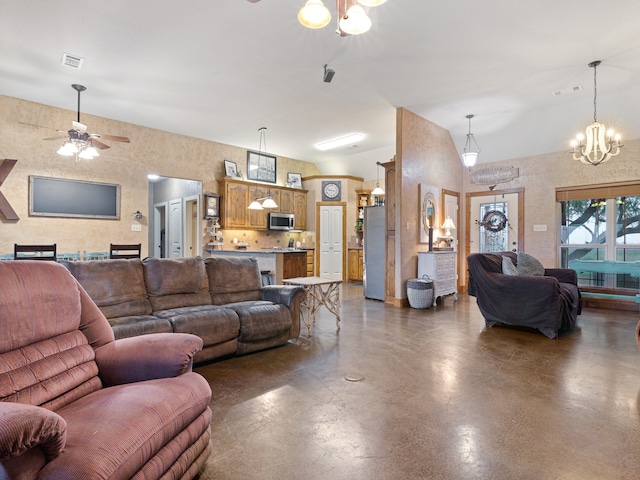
top-left (29, 176), bottom-right (120, 219)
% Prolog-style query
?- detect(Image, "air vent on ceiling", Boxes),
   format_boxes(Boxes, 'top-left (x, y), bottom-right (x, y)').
top-left (553, 85), bottom-right (582, 96)
top-left (61, 53), bottom-right (84, 70)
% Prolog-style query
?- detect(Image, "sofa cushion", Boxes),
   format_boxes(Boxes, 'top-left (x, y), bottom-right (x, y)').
top-left (226, 303), bottom-right (292, 355)
top-left (108, 315), bottom-right (173, 340)
top-left (143, 257), bottom-right (212, 311)
top-left (205, 256), bottom-right (262, 305)
top-left (502, 256), bottom-right (518, 276)
top-left (153, 305), bottom-right (240, 346)
top-left (62, 259), bottom-right (152, 319)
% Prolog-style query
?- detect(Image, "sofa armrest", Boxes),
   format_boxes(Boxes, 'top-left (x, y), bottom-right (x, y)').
top-left (545, 268), bottom-right (578, 285)
top-left (0, 403), bottom-right (66, 461)
top-left (95, 333), bottom-right (203, 387)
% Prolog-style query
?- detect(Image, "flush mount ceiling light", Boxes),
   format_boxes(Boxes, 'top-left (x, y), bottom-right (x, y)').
top-left (371, 161), bottom-right (384, 195)
top-left (297, 0), bottom-right (387, 35)
top-left (315, 133), bottom-right (365, 151)
top-left (461, 114), bottom-right (480, 169)
top-left (570, 60), bottom-right (623, 166)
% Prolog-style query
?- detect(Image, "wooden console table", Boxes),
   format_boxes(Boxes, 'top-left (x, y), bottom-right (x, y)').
top-left (283, 276), bottom-right (341, 336)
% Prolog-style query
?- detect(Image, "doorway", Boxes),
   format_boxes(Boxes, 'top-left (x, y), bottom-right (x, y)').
top-left (317, 203), bottom-right (345, 281)
top-left (184, 195), bottom-right (200, 257)
top-left (466, 188), bottom-right (524, 258)
top-left (153, 202), bottom-right (168, 258)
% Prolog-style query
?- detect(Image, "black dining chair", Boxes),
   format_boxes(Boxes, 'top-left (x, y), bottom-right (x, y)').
top-left (14, 243), bottom-right (57, 261)
top-left (109, 243), bottom-right (142, 259)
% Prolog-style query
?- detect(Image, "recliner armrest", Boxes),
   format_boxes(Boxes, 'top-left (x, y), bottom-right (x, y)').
top-left (0, 403), bottom-right (66, 461)
top-left (95, 333), bottom-right (203, 387)
top-left (260, 285), bottom-right (306, 308)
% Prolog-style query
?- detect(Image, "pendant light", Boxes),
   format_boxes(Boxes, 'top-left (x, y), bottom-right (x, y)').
top-left (339, 2), bottom-right (372, 35)
top-left (371, 161), bottom-right (384, 195)
top-left (298, 0), bottom-right (331, 29)
top-left (461, 114), bottom-right (480, 169)
top-left (247, 127), bottom-right (278, 210)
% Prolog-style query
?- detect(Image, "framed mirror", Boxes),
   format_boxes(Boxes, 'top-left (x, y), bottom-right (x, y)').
top-left (420, 184), bottom-right (440, 243)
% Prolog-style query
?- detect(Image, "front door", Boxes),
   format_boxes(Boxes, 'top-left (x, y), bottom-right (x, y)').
top-left (469, 192), bottom-right (520, 254)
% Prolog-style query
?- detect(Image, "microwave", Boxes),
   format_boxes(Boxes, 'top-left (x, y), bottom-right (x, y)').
top-left (268, 213), bottom-right (295, 231)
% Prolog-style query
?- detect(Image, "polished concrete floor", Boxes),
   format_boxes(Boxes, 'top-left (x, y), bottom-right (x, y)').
top-left (195, 285), bottom-right (640, 480)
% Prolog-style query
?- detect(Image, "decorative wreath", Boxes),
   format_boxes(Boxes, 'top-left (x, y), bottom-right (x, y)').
top-left (482, 210), bottom-right (508, 232)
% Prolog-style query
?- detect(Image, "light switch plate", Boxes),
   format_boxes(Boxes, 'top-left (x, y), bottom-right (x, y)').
top-left (131, 224), bottom-right (142, 232)
top-left (533, 224), bottom-right (547, 232)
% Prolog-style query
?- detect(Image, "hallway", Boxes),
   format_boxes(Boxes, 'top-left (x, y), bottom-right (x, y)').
top-left (196, 285), bottom-right (640, 480)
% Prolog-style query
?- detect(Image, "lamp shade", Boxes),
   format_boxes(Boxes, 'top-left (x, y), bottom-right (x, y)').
top-left (339, 5), bottom-right (371, 35)
top-left (371, 186), bottom-right (385, 195)
top-left (298, 0), bottom-right (331, 29)
top-left (261, 197), bottom-right (278, 209)
top-left (461, 152), bottom-right (478, 169)
top-left (248, 200), bottom-right (263, 210)
top-left (441, 217), bottom-right (456, 231)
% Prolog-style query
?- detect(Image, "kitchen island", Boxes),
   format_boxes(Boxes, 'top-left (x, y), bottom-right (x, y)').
top-left (207, 248), bottom-right (309, 284)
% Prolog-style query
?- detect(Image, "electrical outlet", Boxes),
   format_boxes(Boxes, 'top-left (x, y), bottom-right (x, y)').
top-left (131, 224), bottom-right (142, 232)
top-left (533, 224), bottom-right (547, 232)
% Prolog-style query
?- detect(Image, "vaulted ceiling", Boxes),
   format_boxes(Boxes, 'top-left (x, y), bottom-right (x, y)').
top-left (1, 1), bottom-right (639, 179)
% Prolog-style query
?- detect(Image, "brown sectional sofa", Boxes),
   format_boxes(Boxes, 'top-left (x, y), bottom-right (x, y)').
top-left (63, 255), bottom-right (306, 363)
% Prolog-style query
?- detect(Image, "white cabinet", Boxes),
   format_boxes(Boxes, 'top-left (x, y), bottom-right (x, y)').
top-left (417, 252), bottom-right (457, 306)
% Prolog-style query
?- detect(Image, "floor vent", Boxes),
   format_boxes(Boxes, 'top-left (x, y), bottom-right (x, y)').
top-left (62, 53), bottom-right (84, 70)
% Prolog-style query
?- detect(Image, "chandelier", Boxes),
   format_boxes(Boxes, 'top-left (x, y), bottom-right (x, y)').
top-left (461, 114), bottom-right (480, 169)
top-left (298, 0), bottom-right (388, 36)
top-left (570, 60), bottom-right (623, 166)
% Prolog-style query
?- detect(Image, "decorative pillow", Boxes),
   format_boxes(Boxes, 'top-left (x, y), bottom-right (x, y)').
top-left (516, 251), bottom-right (545, 276)
top-left (502, 256), bottom-right (518, 276)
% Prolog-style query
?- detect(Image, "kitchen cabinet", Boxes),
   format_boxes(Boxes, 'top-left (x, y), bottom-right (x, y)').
top-left (218, 179), bottom-right (307, 230)
top-left (348, 248), bottom-right (364, 283)
top-left (282, 251), bottom-right (307, 279)
top-left (305, 249), bottom-right (314, 276)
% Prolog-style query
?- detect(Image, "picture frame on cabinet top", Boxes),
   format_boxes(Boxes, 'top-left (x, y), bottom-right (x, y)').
top-left (247, 151), bottom-right (276, 184)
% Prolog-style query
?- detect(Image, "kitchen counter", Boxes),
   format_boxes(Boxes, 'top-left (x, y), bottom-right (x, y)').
top-left (208, 249), bottom-right (307, 284)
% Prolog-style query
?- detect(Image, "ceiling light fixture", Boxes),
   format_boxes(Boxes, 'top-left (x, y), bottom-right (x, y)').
top-left (461, 114), bottom-right (480, 169)
top-left (570, 60), bottom-right (623, 166)
top-left (298, 0), bottom-right (387, 35)
top-left (315, 133), bottom-right (365, 151)
top-left (248, 127), bottom-right (278, 210)
top-left (298, 0), bottom-right (332, 29)
top-left (371, 161), bottom-right (385, 195)
top-left (339, 2), bottom-right (371, 35)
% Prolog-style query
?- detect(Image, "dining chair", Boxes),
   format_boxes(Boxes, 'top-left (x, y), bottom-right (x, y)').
top-left (109, 243), bottom-right (142, 259)
top-left (14, 243), bottom-right (57, 261)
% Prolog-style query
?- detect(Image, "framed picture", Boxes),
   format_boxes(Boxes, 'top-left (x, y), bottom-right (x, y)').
top-left (204, 193), bottom-right (220, 219)
top-left (287, 172), bottom-right (302, 188)
top-left (224, 160), bottom-right (239, 178)
top-left (247, 151), bottom-right (276, 184)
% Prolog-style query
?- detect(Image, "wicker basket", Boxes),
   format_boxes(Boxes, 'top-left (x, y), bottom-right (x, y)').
top-left (407, 275), bottom-right (434, 309)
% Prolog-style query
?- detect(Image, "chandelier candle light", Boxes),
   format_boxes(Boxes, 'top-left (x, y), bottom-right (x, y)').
top-left (570, 60), bottom-right (623, 166)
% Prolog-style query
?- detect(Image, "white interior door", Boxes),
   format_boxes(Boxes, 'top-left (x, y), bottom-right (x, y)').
top-left (169, 199), bottom-right (183, 258)
top-left (319, 205), bottom-right (343, 280)
top-left (469, 192), bottom-right (519, 254)
top-left (443, 193), bottom-right (459, 252)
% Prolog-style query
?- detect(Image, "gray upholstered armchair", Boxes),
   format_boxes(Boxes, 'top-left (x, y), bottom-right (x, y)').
top-left (0, 261), bottom-right (212, 479)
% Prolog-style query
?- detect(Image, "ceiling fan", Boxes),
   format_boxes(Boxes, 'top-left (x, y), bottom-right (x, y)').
top-left (22, 84), bottom-right (130, 160)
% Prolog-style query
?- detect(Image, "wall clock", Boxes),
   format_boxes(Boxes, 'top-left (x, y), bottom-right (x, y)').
top-left (204, 193), bottom-right (220, 219)
top-left (322, 181), bottom-right (341, 201)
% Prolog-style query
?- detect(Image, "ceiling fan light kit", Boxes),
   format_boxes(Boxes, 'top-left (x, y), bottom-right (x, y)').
top-left (298, 0), bottom-right (332, 29)
top-left (298, 0), bottom-right (387, 35)
top-left (570, 60), bottom-right (623, 166)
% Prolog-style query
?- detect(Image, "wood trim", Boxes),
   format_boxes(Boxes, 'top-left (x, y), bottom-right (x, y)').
top-left (302, 174), bottom-right (364, 182)
top-left (442, 188), bottom-right (461, 291)
top-left (556, 180), bottom-right (640, 202)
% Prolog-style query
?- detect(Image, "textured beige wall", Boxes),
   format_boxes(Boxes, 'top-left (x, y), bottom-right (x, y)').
top-left (396, 108), bottom-right (465, 299)
top-left (463, 138), bottom-right (640, 268)
top-left (0, 95), bottom-right (320, 256)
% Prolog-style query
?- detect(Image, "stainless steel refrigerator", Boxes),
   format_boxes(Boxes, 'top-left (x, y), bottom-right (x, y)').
top-left (363, 205), bottom-right (385, 300)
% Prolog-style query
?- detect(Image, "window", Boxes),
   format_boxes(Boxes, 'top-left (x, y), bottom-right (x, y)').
top-left (557, 182), bottom-right (640, 291)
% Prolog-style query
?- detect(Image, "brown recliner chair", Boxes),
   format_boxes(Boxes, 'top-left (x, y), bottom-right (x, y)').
top-left (467, 251), bottom-right (581, 338)
top-left (0, 261), bottom-right (212, 479)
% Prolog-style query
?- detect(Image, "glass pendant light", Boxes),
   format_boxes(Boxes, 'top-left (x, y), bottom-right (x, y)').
top-left (339, 4), bottom-right (371, 35)
top-left (298, 0), bottom-right (331, 29)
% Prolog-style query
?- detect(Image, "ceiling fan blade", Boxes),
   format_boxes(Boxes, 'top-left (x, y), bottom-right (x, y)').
top-left (72, 121), bottom-right (88, 133)
top-left (42, 134), bottom-right (69, 141)
top-left (90, 139), bottom-right (111, 150)
top-left (91, 133), bottom-right (131, 143)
